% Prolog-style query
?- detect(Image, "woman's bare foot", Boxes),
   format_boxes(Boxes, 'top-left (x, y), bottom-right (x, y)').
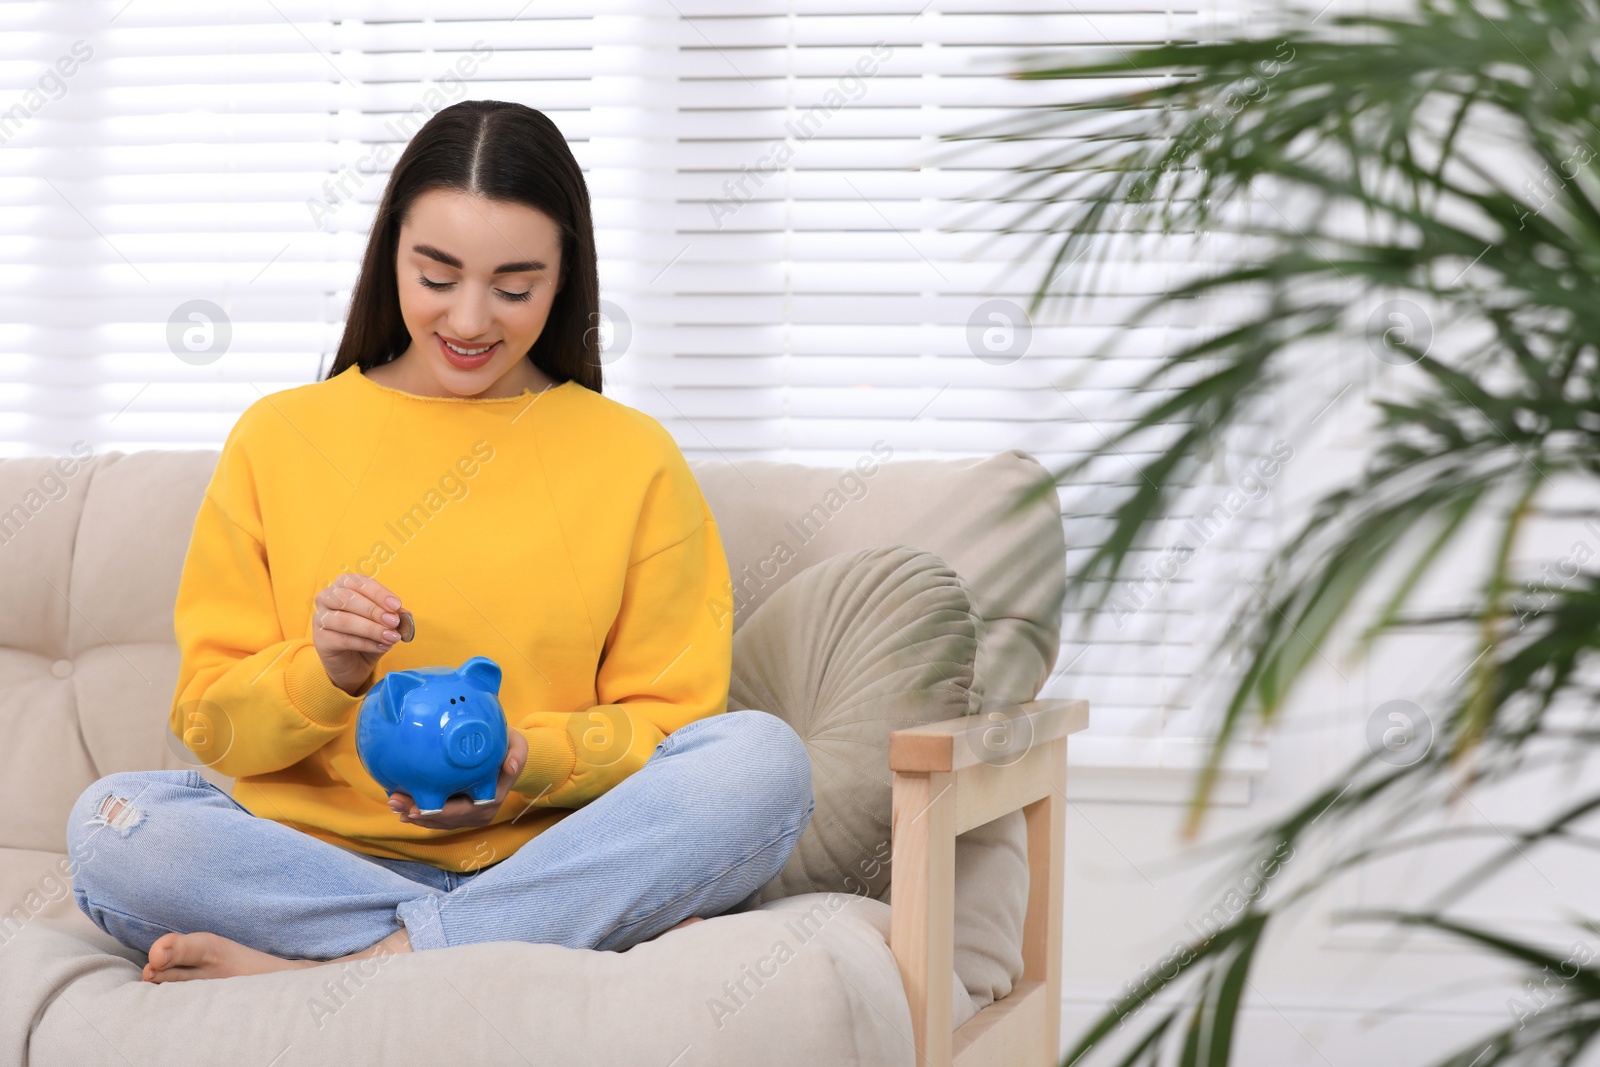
top-left (141, 932), bottom-right (314, 983)
top-left (142, 927), bottom-right (413, 983)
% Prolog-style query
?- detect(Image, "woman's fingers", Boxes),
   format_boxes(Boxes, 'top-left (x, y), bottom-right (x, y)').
top-left (312, 606), bottom-right (375, 649)
top-left (503, 729), bottom-right (527, 779)
top-left (399, 808), bottom-right (490, 830)
top-left (316, 627), bottom-right (395, 659)
top-left (390, 788), bottom-right (501, 829)
top-left (317, 575), bottom-right (396, 623)
top-left (340, 573), bottom-right (402, 614)
top-left (307, 574), bottom-right (404, 694)
top-left (315, 608), bottom-right (397, 652)
top-left (315, 575), bottom-right (404, 648)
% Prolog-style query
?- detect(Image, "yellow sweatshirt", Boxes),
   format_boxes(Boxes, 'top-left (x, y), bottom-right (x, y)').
top-left (169, 364), bottom-right (734, 871)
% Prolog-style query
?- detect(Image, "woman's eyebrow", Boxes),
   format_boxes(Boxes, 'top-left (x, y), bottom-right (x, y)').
top-left (411, 243), bottom-right (548, 275)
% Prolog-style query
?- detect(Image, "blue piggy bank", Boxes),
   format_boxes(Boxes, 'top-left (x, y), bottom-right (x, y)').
top-left (356, 655), bottom-right (509, 815)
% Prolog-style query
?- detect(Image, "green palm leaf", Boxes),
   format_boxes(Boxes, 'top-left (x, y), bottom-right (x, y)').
top-left (964, 0), bottom-right (1600, 1062)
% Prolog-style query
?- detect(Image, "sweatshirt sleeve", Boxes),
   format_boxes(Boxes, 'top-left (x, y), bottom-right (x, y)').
top-left (507, 457), bottom-right (733, 809)
top-left (169, 419), bottom-right (369, 778)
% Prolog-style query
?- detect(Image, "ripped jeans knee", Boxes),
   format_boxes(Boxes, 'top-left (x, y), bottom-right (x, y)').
top-left (67, 772), bottom-right (176, 861)
top-left (87, 792), bottom-right (146, 836)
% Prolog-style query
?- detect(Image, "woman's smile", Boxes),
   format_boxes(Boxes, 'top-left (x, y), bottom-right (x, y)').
top-left (437, 334), bottom-right (500, 369)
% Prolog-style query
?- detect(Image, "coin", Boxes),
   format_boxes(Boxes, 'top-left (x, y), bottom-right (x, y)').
top-left (396, 609), bottom-right (415, 642)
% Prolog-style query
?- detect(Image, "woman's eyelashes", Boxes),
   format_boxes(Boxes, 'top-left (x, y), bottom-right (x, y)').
top-left (417, 274), bottom-right (533, 302)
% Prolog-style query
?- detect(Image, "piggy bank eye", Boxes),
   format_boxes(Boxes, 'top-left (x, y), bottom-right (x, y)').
top-left (449, 698), bottom-right (456, 704)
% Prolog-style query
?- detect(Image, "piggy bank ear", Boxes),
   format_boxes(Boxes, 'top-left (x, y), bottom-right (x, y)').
top-left (381, 671), bottom-right (425, 723)
top-left (459, 656), bottom-right (502, 696)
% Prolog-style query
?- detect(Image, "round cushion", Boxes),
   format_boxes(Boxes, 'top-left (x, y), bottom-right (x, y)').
top-left (728, 544), bottom-right (983, 905)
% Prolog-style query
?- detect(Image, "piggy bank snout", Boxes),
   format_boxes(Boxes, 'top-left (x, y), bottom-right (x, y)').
top-left (442, 716), bottom-right (496, 768)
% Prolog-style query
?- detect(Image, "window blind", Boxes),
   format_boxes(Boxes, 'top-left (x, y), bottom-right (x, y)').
top-left (1, 0), bottom-right (1261, 766)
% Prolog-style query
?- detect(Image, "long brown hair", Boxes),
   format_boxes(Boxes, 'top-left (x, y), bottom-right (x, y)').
top-left (322, 100), bottom-right (602, 392)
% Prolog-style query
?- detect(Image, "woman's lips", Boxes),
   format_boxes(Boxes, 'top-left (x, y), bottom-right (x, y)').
top-left (437, 335), bottom-right (499, 369)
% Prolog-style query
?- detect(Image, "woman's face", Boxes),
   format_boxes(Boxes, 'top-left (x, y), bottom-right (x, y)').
top-left (391, 188), bottom-right (566, 398)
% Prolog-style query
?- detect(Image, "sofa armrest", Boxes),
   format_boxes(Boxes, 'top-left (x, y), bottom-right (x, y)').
top-left (888, 699), bottom-right (1089, 1067)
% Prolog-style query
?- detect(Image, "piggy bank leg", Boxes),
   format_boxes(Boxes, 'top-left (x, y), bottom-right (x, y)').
top-left (468, 777), bottom-right (499, 805)
top-left (410, 790), bottom-right (450, 815)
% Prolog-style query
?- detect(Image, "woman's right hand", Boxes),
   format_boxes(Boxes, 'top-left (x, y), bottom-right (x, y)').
top-left (313, 573), bottom-right (406, 695)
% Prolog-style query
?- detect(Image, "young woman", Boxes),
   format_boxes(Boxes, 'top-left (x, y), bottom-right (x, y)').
top-left (64, 100), bottom-right (814, 983)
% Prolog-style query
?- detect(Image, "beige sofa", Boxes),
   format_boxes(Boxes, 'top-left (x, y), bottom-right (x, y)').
top-left (0, 444), bottom-right (1085, 1066)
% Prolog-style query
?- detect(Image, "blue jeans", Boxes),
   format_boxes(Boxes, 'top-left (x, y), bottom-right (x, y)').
top-left (65, 709), bottom-right (813, 958)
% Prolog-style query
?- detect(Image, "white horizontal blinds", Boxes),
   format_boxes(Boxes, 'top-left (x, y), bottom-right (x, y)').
top-left (603, 0), bottom-right (1210, 448)
top-left (2, 0), bottom-right (1244, 751)
top-left (600, 0), bottom-right (1232, 746)
top-left (3, 0), bottom-right (340, 450)
top-left (0, 1), bottom-right (600, 454)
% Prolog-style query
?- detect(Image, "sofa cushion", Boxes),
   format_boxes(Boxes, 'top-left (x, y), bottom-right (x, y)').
top-left (1, 894), bottom-right (916, 1067)
top-left (950, 810), bottom-right (1030, 1011)
top-left (0, 450), bottom-right (215, 855)
top-left (694, 450), bottom-right (1065, 709)
top-left (724, 544), bottom-right (1028, 1011)
top-left (729, 545), bottom-right (983, 903)
top-left (0, 847), bottom-right (107, 952)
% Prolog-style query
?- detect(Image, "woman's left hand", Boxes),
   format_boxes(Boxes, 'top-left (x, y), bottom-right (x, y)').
top-left (387, 729), bottom-right (529, 831)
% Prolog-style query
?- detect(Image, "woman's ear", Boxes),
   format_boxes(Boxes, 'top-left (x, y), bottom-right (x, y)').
top-left (459, 656), bottom-right (503, 696)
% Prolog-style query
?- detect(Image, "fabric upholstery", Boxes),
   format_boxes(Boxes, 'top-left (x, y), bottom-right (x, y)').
top-left (0, 446), bottom-right (1066, 1064)
top-left (724, 544), bottom-right (1030, 1011)
top-left (695, 450), bottom-right (1064, 707)
top-left (729, 544), bottom-right (984, 904)
top-left (2, 896), bottom-right (918, 1067)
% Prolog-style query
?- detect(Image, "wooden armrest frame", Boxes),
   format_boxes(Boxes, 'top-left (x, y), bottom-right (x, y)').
top-left (888, 699), bottom-right (1089, 1067)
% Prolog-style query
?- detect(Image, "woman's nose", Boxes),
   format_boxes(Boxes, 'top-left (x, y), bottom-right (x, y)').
top-left (446, 290), bottom-right (496, 340)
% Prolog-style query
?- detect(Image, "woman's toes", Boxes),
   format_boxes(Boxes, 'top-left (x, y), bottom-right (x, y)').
top-left (141, 932), bottom-right (182, 980)
top-left (141, 931), bottom-right (314, 983)
top-left (143, 931), bottom-right (222, 982)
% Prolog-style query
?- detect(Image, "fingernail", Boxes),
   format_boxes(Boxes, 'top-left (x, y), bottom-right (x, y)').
top-left (383, 630), bottom-right (400, 642)
top-left (386, 596), bottom-right (401, 610)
